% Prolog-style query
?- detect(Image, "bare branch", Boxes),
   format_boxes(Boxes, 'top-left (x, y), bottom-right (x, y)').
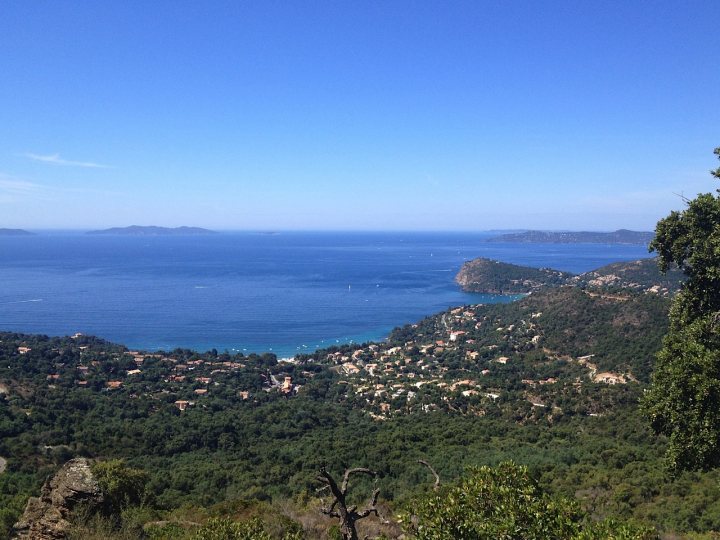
top-left (369, 487), bottom-right (380, 507)
top-left (357, 507), bottom-right (380, 519)
top-left (321, 507), bottom-right (341, 518)
top-left (317, 467), bottom-right (381, 540)
top-left (418, 459), bottom-right (441, 490)
top-left (319, 467), bottom-right (345, 502)
top-left (356, 488), bottom-right (381, 519)
top-left (673, 191), bottom-right (691, 203)
top-left (341, 467), bottom-right (376, 493)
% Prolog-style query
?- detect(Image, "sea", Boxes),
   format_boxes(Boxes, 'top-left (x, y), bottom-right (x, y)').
top-left (0, 231), bottom-right (653, 358)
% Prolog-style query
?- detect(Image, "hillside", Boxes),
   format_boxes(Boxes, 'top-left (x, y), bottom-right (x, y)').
top-left (316, 286), bottom-right (669, 414)
top-left (86, 226), bottom-right (217, 236)
top-left (572, 258), bottom-right (684, 296)
top-left (4, 280), bottom-right (720, 537)
top-left (455, 258), bottom-right (571, 293)
top-left (456, 256), bottom-right (682, 296)
top-left (487, 229), bottom-right (654, 244)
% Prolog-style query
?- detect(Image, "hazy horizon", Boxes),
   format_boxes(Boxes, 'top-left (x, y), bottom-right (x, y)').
top-left (2, 2), bottom-right (718, 231)
top-left (6, 226), bottom-right (656, 234)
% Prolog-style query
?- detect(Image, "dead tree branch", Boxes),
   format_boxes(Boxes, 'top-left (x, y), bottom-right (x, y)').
top-left (317, 466), bottom-right (380, 540)
top-left (418, 459), bottom-right (440, 491)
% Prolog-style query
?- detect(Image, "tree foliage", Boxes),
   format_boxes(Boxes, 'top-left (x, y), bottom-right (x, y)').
top-left (399, 462), bottom-right (656, 539)
top-left (642, 147), bottom-right (720, 472)
top-left (92, 459), bottom-right (149, 513)
top-left (191, 517), bottom-right (274, 540)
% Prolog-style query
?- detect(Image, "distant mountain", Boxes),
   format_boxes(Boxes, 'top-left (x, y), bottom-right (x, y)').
top-left (87, 226), bottom-right (218, 236)
top-left (0, 228), bottom-right (33, 236)
top-left (456, 256), bottom-right (683, 296)
top-left (486, 229), bottom-right (654, 245)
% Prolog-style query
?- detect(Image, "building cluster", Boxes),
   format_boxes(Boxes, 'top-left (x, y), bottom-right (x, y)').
top-left (12, 341), bottom-right (302, 414)
top-left (304, 302), bottom-right (633, 419)
top-left (7, 296), bottom-right (635, 422)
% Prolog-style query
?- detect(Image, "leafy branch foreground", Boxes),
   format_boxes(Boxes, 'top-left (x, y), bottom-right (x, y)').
top-left (399, 462), bottom-right (655, 540)
top-left (642, 147), bottom-right (720, 473)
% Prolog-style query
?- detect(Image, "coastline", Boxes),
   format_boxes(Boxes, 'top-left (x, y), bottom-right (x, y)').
top-left (0, 233), bottom-right (654, 357)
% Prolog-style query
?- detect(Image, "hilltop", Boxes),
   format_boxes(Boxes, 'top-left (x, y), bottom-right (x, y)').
top-left (456, 257), bottom-right (683, 296)
top-left (487, 229), bottom-right (654, 244)
top-left (570, 258), bottom-right (684, 295)
top-left (455, 258), bottom-right (571, 293)
top-left (86, 226), bottom-right (217, 236)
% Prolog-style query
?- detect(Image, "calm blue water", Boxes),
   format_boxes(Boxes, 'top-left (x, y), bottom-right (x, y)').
top-left (0, 232), bottom-right (652, 357)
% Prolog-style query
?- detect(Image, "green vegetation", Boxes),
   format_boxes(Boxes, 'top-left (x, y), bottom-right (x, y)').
top-left (92, 460), bottom-right (150, 515)
top-left (571, 258), bottom-right (684, 296)
top-left (400, 462), bottom-right (657, 539)
top-left (456, 256), bottom-right (683, 295)
top-left (642, 147), bottom-right (720, 473)
top-left (455, 258), bottom-right (571, 293)
top-left (190, 517), bottom-right (295, 540)
top-left (1, 315), bottom-right (719, 537)
top-left (6, 171), bottom-right (720, 536)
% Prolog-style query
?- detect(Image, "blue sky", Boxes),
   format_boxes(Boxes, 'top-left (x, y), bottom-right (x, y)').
top-left (1, 1), bottom-right (718, 231)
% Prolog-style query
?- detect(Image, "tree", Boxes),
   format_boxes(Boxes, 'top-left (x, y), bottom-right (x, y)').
top-left (317, 466), bottom-right (381, 540)
top-left (398, 461), bottom-right (655, 539)
top-left (91, 460), bottom-right (149, 514)
top-left (641, 147), bottom-right (720, 472)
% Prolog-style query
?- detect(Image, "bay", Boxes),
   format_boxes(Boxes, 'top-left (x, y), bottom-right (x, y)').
top-left (0, 231), bottom-right (652, 357)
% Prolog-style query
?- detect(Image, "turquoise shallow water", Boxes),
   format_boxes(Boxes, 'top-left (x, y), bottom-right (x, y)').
top-left (0, 231), bottom-right (652, 357)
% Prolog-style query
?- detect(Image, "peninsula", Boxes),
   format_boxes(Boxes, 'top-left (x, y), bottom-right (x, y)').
top-left (456, 256), bottom-right (683, 295)
top-left (486, 229), bottom-right (654, 244)
top-left (455, 258), bottom-right (571, 294)
top-left (87, 225), bottom-right (217, 236)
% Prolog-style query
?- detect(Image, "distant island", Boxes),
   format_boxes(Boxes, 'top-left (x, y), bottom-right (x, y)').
top-left (0, 228), bottom-right (33, 236)
top-left (87, 226), bottom-right (218, 236)
top-left (486, 229), bottom-right (654, 244)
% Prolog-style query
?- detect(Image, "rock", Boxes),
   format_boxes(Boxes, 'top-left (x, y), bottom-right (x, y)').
top-left (12, 458), bottom-right (104, 540)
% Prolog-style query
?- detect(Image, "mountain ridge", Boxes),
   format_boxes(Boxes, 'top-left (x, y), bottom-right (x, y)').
top-left (486, 229), bottom-right (654, 244)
